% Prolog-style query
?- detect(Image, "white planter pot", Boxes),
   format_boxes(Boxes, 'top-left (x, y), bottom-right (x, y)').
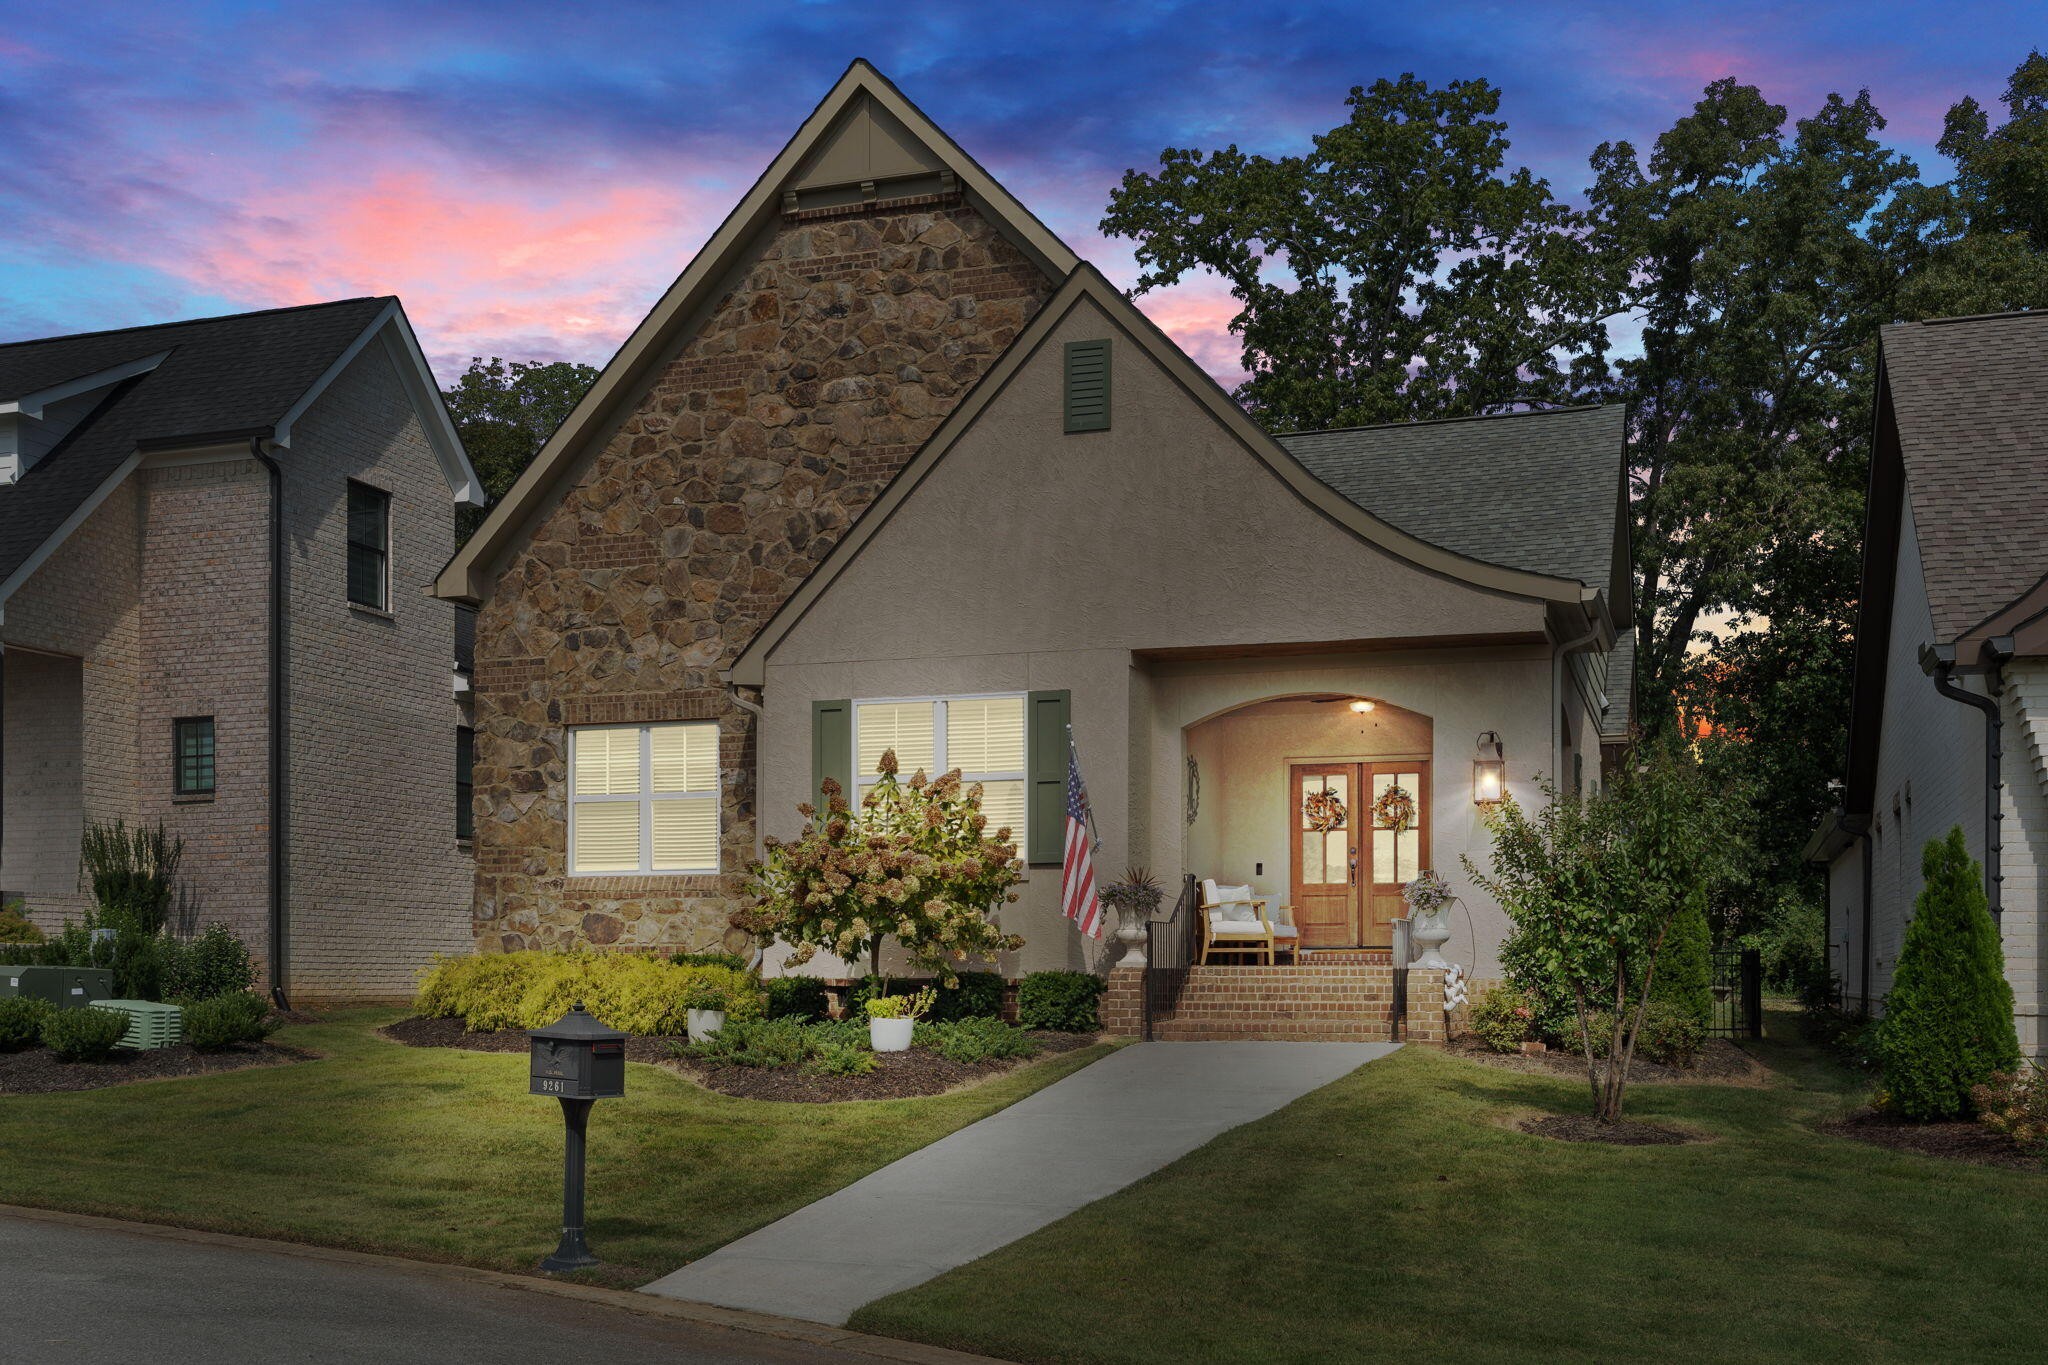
top-left (869, 1016), bottom-right (915, 1052)
top-left (1410, 908), bottom-right (1453, 970)
top-left (1114, 904), bottom-right (1152, 969)
top-left (687, 1008), bottom-right (726, 1040)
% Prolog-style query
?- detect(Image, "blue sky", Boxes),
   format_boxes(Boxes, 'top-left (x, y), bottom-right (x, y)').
top-left (0, 1), bottom-right (2034, 381)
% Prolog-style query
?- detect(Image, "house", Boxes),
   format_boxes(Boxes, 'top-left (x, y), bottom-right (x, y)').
top-left (0, 297), bottom-right (482, 1002)
top-left (1807, 310), bottom-right (2048, 1059)
top-left (433, 62), bottom-right (1632, 1027)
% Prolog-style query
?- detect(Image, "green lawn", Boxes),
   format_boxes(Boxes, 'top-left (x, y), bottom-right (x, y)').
top-left (855, 1014), bottom-right (2048, 1364)
top-left (0, 1009), bottom-right (1112, 1288)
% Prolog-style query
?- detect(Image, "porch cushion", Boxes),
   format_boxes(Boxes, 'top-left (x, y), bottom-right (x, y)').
top-left (1207, 912), bottom-right (1268, 936)
top-left (1217, 902), bottom-right (1259, 923)
top-left (1270, 923), bottom-right (1299, 939)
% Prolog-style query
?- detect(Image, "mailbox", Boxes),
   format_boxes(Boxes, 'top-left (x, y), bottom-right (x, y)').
top-left (17, 966), bottom-right (114, 1009)
top-left (528, 1003), bottom-right (626, 1100)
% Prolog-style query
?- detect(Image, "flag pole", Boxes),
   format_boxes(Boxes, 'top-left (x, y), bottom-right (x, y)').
top-left (1066, 723), bottom-right (1100, 854)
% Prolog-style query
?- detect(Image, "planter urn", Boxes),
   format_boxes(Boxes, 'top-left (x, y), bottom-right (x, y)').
top-left (1410, 907), bottom-right (1453, 970)
top-left (869, 1017), bottom-right (915, 1052)
top-left (1113, 904), bottom-right (1151, 969)
top-left (687, 1008), bottom-right (726, 1040)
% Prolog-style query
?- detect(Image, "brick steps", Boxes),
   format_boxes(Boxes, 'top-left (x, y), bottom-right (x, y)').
top-left (1102, 964), bottom-right (1456, 1043)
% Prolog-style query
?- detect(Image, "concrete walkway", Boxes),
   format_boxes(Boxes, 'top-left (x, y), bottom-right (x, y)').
top-left (643, 1040), bottom-right (1395, 1325)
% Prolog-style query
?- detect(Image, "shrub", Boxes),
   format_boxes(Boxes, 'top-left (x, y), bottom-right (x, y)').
top-left (683, 1017), bottom-right (816, 1069)
top-left (42, 1006), bottom-right (130, 1062)
top-left (1547, 1002), bottom-right (1704, 1067)
top-left (80, 819), bottom-right (183, 937)
top-left (183, 993), bottom-right (277, 1051)
top-left (1802, 1005), bottom-right (1880, 1072)
top-left (1877, 828), bottom-right (2020, 1120)
top-left (765, 976), bottom-right (830, 1021)
top-left (1973, 1070), bottom-right (2048, 1159)
top-left (1649, 895), bottom-right (1712, 1026)
top-left (0, 997), bottom-right (54, 1051)
top-left (161, 924), bottom-right (258, 1002)
top-left (916, 1016), bottom-right (1039, 1064)
top-left (1017, 971), bottom-right (1104, 1031)
top-left (413, 951), bottom-right (763, 1035)
top-left (680, 977), bottom-right (732, 1012)
top-left (931, 969), bottom-right (1006, 1022)
top-left (671, 951), bottom-right (751, 972)
top-left (1745, 890), bottom-right (1828, 996)
top-left (1467, 984), bottom-right (1537, 1053)
top-left (865, 987), bottom-right (935, 1021)
top-left (0, 901), bottom-right (44, 944)
top-left (806, 1040), bottom-right (879, 1077)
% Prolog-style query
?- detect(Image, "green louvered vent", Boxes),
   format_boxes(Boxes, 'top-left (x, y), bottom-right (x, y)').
top-left (101, 999), bottom-right (184, 1051)
top-left (1064, 340), bottom-right (1110, 433)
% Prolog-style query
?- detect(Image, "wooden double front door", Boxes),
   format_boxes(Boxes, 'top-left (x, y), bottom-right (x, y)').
top-left (1289, 761), bottom-right (1429, 949)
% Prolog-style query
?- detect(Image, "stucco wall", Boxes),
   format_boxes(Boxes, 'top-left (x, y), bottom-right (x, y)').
top-left (280, 341), bottom-right (475, 1001)
top-left (1, 651), bottom-right (86, 917)
top-left (762, 294), bottom-right (1557, 976)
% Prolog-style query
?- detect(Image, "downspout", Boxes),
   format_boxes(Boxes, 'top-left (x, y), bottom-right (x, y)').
top-left (1921, 640), bottom-right (2009, 927)
top-left (251, 439), bottom-right (290, 1009)
top-left (1552, 609), bottom-right (1605, 786)
top-left (1859, 830), bottom-right (1874, 1014)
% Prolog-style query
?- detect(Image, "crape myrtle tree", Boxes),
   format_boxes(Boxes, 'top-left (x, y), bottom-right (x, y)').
top-left (1467, 737), bottom-right (1742, 1124)
top-left (735, 751), bottom-right (1025, 990)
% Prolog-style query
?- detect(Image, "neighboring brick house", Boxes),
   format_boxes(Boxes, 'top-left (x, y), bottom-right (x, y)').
top-left (435, 60), bottom-right (1634, 1025)
top-left (1809, 310), bottom-right (2048, 1059)
top-left (0, 297), bottom-right (482, 1002)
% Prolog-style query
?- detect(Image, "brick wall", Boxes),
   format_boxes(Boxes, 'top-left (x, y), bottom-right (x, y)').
top-left (0, 478), bottom-right (144, 928)
top-left (280, 342), bottom-right (474, 1002)
top-left (472, 196), bottom-right (1053, 954)
top-left (1130, 964), bottom-right (1459, 1044)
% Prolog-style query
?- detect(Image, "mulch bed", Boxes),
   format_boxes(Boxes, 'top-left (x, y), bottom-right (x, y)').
top-left (1449, 1035), bottom-right (1767, 1086)
top-left (379, 1014), bottom-right (1099, 1103)
top-left (0, 1041), bottom-right (314, 1095)
top-left (1822, 1107), bottom-right (2045, 1172)
top-left (1520, 1114), bottom-right (1701, 1145)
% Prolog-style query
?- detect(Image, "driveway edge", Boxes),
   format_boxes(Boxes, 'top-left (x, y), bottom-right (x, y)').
top-left (0, 1202), bottom-right (1006, 1365)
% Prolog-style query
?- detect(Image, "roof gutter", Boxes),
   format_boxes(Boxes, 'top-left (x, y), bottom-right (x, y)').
top-left (1920, 638), bottom-right (2011, 927)
top-left (250, 437), bottom-right (291, 1009)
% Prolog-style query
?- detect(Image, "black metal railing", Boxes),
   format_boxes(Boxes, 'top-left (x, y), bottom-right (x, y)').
top-left (1709, 946), bottom-right (1763, 1040)
top-left (1142, 873), bottom-right (1199, 1040)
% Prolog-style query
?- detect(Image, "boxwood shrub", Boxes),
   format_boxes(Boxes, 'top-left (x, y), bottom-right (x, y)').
top-left (42, 1006), bottom-right (130, 1062)
top-left (183, 992), bottom-right (277, 1051)
top-left (0, 997), bottom-right (54, 1052)
top-left (765, 975), bottom-right (830, 1021)
top-left (1017, 970), bottom-right (1104, 1032)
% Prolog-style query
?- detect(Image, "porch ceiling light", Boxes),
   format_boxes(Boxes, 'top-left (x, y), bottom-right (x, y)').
top-left (1349, 699), bottom-right (1375, 714)
top-left (1473, 731), bottom-right (1505, 807)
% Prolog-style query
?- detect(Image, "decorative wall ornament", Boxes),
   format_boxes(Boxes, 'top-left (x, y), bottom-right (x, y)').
top-left (1372, 783), bottom-right (1417, 833)
top-left (1184, 755), bottom-right (1200, 827)
top-left (1303, 786), bottom-right (1348, 833)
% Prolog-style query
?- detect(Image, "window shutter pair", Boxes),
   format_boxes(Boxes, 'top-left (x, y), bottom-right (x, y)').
top-left (810, 691), bottom-right (1070, 866)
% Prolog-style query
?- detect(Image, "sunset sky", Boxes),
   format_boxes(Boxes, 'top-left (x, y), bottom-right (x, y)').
top-left (2, 2), bottom-right (2035, 386)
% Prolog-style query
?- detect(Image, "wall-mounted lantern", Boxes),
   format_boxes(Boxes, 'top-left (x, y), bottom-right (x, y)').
top-left (1473, 731), bottom-right (1506, 807)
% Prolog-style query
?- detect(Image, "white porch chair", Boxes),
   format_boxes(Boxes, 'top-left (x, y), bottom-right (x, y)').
top-left (1198, 879), bottom-right (1300, 965)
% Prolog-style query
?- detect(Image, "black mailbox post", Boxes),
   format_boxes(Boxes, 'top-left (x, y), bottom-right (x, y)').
top-left (528, 1003), bottom-right (626, 1272)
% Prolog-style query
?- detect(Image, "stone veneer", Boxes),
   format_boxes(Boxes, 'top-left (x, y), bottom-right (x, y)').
top-left (472, 196), bottom-right (1054, 952)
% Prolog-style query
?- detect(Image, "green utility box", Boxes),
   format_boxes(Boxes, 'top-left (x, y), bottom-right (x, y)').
top-left (16, 966), bottom-right (114, 1009)
top-left (100, 1000), bottom-right (184, 1051)
top-left (0, 965), bottom-right (30, 998)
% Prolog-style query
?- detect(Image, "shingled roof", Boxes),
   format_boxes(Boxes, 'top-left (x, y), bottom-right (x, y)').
top-left (1275, 404), bottom-right (1630, 602)
top-left (1879, 311), bottom-right (2048, 643)
top-left (0, 297), bottom-right (435, 592)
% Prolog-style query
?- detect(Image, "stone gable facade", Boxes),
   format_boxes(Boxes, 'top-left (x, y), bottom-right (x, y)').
top-left (471, 196), bottom-right (1054, 952)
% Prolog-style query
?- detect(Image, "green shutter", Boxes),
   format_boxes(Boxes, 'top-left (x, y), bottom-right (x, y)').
top-left (1063, 340), bottom-right (1110, 433)
top-left (811, 699), bottom-right (853, 812)
top-left (1027, 690), bottom-right (1071, 865)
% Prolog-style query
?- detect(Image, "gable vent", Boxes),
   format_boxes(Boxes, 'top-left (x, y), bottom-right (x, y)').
top-left (1064, 339), bottom-right (1110, 433)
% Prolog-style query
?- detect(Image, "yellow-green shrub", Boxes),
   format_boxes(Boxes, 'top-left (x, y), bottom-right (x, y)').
top-left (414, 951), bottom-right (763, 1035)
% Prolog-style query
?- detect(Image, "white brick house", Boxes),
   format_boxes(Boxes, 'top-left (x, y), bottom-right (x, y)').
top-left (1809, 310), bottom-right (2048, 1058)
top-left (0, 298), bottom-right (483, 1002)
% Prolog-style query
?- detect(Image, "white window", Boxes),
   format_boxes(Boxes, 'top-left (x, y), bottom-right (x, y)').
top-left (852, 695), bottom-right (1026, 842)
top-left (568, 722), bottom-right (719, 875)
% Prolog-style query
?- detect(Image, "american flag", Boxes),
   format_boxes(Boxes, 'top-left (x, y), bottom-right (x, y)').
top-left (1062, 737), bottom-right (1102, 939)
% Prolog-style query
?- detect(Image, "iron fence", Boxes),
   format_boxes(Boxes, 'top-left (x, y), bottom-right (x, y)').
top-left (1709, 945), bottom-right (1763, 1040)
top-left (1142, 874), bottom-right (1199, 1040)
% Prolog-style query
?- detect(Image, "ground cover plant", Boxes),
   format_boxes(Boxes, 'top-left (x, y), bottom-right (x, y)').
top-left (412, 950), bottom-right (762, 1036)
top-left (0, 1009), bottom-right (1109, 1288)
top-left (855, 1009), bottom-right (2048, 1363)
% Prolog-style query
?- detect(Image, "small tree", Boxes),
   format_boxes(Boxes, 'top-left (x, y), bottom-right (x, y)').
top-left (1468, 737), bottom-right (1734, 1122)
top-left (1877, 827), bottom-right (2019, 1120)
top-left (736, 751), bottom-right (1024, 988)
top-left (1649, 893), bottom-right (1713, 1026)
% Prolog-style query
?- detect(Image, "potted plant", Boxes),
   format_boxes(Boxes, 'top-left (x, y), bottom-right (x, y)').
top-left (1099, 867), bottom-right (1166, 968)
top-left (681, 978), bottom-right (731, 1039)
top-left (1402, 869), bottom-right (1456, 968)
top-left (864, 985), bottom-right (935, 1053)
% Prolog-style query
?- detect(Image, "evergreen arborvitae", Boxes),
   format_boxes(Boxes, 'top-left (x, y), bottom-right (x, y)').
top-left (1878, 827), bottom-right (2019, 1120)
top-left (1649, 894), bottom-right (1713, 1026)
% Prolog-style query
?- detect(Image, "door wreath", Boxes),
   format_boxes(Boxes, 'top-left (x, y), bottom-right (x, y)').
top-left (1303, 787), bottom-right (1347, 833)
top-left (1372, 784), bottom-right (1416, 833)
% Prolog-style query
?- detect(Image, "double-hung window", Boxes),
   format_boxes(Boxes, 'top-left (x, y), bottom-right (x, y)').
top-left (346, 480), bottom-right (390, 610)
top-left (568, 722), bottom-right (719, 875)
top-left (851, 695), bottom-right (1026, 842)
top-left (174, 717), bottom-right (216, 797)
